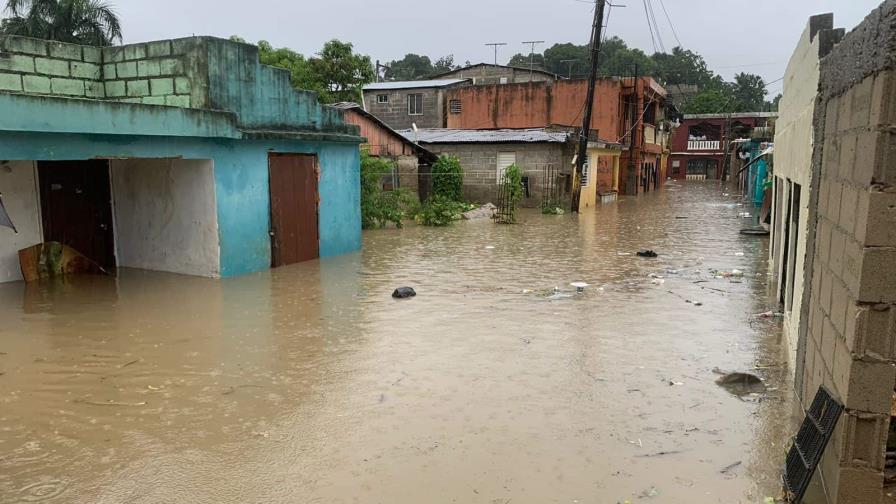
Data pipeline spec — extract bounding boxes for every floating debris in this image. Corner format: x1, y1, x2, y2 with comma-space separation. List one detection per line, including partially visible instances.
392, 287, 416, 299
570, 282, 589, 292
637, 250, 658, 258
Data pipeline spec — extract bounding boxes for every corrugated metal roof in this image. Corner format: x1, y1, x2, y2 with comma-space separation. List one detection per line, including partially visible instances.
330, 101, 361, 110
395, 128, 571, 144
363, 79, 469, 91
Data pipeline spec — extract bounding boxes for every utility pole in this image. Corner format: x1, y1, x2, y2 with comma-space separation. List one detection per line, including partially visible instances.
521, 40, 545, 81
560, 59, 579, 79
485, 42, 507, 66
571, 0, 607, 213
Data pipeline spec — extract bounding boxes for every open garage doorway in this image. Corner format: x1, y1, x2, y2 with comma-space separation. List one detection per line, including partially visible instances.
37, 160, 115, 268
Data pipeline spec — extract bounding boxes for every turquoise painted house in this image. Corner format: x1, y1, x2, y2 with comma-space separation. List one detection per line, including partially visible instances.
0, 35, 363, 282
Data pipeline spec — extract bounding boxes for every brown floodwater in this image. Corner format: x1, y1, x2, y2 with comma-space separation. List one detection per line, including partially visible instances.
0, 181, 800, 504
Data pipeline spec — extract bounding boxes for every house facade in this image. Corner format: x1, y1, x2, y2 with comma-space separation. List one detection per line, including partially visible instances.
431, 63, 560, 85
776, 2, 896, 502
0, 35, 363, 283
667, 112, 778, 181
442, 78, 670, 196
769, 14, 843, 374
361, 79, 470, 130
332, 102, 438, 200
397, 128, 622, 211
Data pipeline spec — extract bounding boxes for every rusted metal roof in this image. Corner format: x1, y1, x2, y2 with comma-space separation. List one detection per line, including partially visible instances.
396, 128, 572, 144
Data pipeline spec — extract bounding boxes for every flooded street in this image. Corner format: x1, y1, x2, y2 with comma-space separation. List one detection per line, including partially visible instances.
0, 181, 797, 503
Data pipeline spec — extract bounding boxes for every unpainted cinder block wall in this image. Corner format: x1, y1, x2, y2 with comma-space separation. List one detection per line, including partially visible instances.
800, 1, 896, 502
0, 35, 201, 107
424, 142, 573, 206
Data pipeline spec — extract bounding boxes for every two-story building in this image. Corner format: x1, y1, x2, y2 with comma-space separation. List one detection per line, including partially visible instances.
668, 112, 778, 180
442, 77, 671, 196
361, 79, 470, 130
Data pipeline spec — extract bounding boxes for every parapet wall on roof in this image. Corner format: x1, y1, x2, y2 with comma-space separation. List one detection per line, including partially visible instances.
0, 35, 356, 137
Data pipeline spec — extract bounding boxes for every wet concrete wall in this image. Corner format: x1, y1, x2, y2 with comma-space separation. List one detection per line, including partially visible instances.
772, 14, 840, 372
0, 161, 42, 282
444, 80, 622, 137
110, 159, 220, 277
799, 1, 896, 502
422, 142, 573, 207
0, 132, 361, 279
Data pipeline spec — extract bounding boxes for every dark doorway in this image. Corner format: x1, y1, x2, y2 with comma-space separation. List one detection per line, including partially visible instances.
37, 160, 115, 268
268, 153, 320, 267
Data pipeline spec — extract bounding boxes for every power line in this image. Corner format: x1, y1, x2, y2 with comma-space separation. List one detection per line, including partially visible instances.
646, 0, 666, 53
641, 0, 658, 53
655, 0, 682, 48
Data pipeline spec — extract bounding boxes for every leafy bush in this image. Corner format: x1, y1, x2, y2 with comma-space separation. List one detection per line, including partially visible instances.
496, 164, 523, 223
360, 150, 418, 229
431, 155, 464, 202
417, 195, 466, 227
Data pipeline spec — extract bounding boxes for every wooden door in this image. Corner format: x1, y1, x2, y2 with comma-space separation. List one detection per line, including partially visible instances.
268, 154, 319, 267
37, 160, 116, 268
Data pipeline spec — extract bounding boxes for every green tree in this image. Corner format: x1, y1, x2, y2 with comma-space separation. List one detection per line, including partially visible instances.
688, 88, 734, 114
432, 55, 457, 74
386, 53, 433, 80
309, 40, 375, 103
650, 47, 715, 88
543, 42, 590, 77
730, 72, 766, 112
256, 40, 324, 97
1, 0, 122, 46
508, 52, 545, 71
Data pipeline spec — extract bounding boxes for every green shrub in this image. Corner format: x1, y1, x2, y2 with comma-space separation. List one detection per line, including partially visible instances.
496, 163, 523, 223
417, 195, 466, 226
431, 155, 464, 202
360, 150, 418, 229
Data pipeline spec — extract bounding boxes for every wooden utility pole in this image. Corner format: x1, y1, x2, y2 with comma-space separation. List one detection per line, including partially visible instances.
571, 0, 607, 212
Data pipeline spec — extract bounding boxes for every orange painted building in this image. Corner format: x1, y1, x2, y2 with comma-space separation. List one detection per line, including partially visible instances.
444, 78, 670, 195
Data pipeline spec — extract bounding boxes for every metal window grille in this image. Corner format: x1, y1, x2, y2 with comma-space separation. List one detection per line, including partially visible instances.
449, 100, 462, 114
783, 386, 844, 503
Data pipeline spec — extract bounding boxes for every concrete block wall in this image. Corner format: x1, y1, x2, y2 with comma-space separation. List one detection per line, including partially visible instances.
0, 35, 196, 107
101, 39, 195, 107
799, 2, 896, 502
0, 36, 104, 98
424, 142, 573, 206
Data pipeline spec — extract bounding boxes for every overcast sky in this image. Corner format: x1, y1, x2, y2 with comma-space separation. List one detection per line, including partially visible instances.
105, 0, 883, 96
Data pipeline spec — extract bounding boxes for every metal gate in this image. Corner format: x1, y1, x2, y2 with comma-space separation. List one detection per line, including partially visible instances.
268, 154, 319, 267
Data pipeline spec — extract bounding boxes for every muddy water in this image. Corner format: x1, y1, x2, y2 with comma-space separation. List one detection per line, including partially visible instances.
0, 181, 798, 503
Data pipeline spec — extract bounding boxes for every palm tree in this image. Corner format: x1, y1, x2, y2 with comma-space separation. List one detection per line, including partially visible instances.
1, 0, 122, 46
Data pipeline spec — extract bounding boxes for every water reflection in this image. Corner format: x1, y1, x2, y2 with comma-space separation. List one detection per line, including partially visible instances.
0, 181, 797, 503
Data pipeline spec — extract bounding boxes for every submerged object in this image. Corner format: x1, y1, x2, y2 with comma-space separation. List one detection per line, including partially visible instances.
18, 242, 107, 282
392, 287, 417, 299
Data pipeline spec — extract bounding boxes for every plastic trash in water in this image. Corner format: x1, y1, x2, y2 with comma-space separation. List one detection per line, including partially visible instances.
570, 282, 589, 292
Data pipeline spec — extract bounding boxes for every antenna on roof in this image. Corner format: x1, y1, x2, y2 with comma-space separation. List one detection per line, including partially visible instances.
521, 40, 545, 81
485, 42, 507, 66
